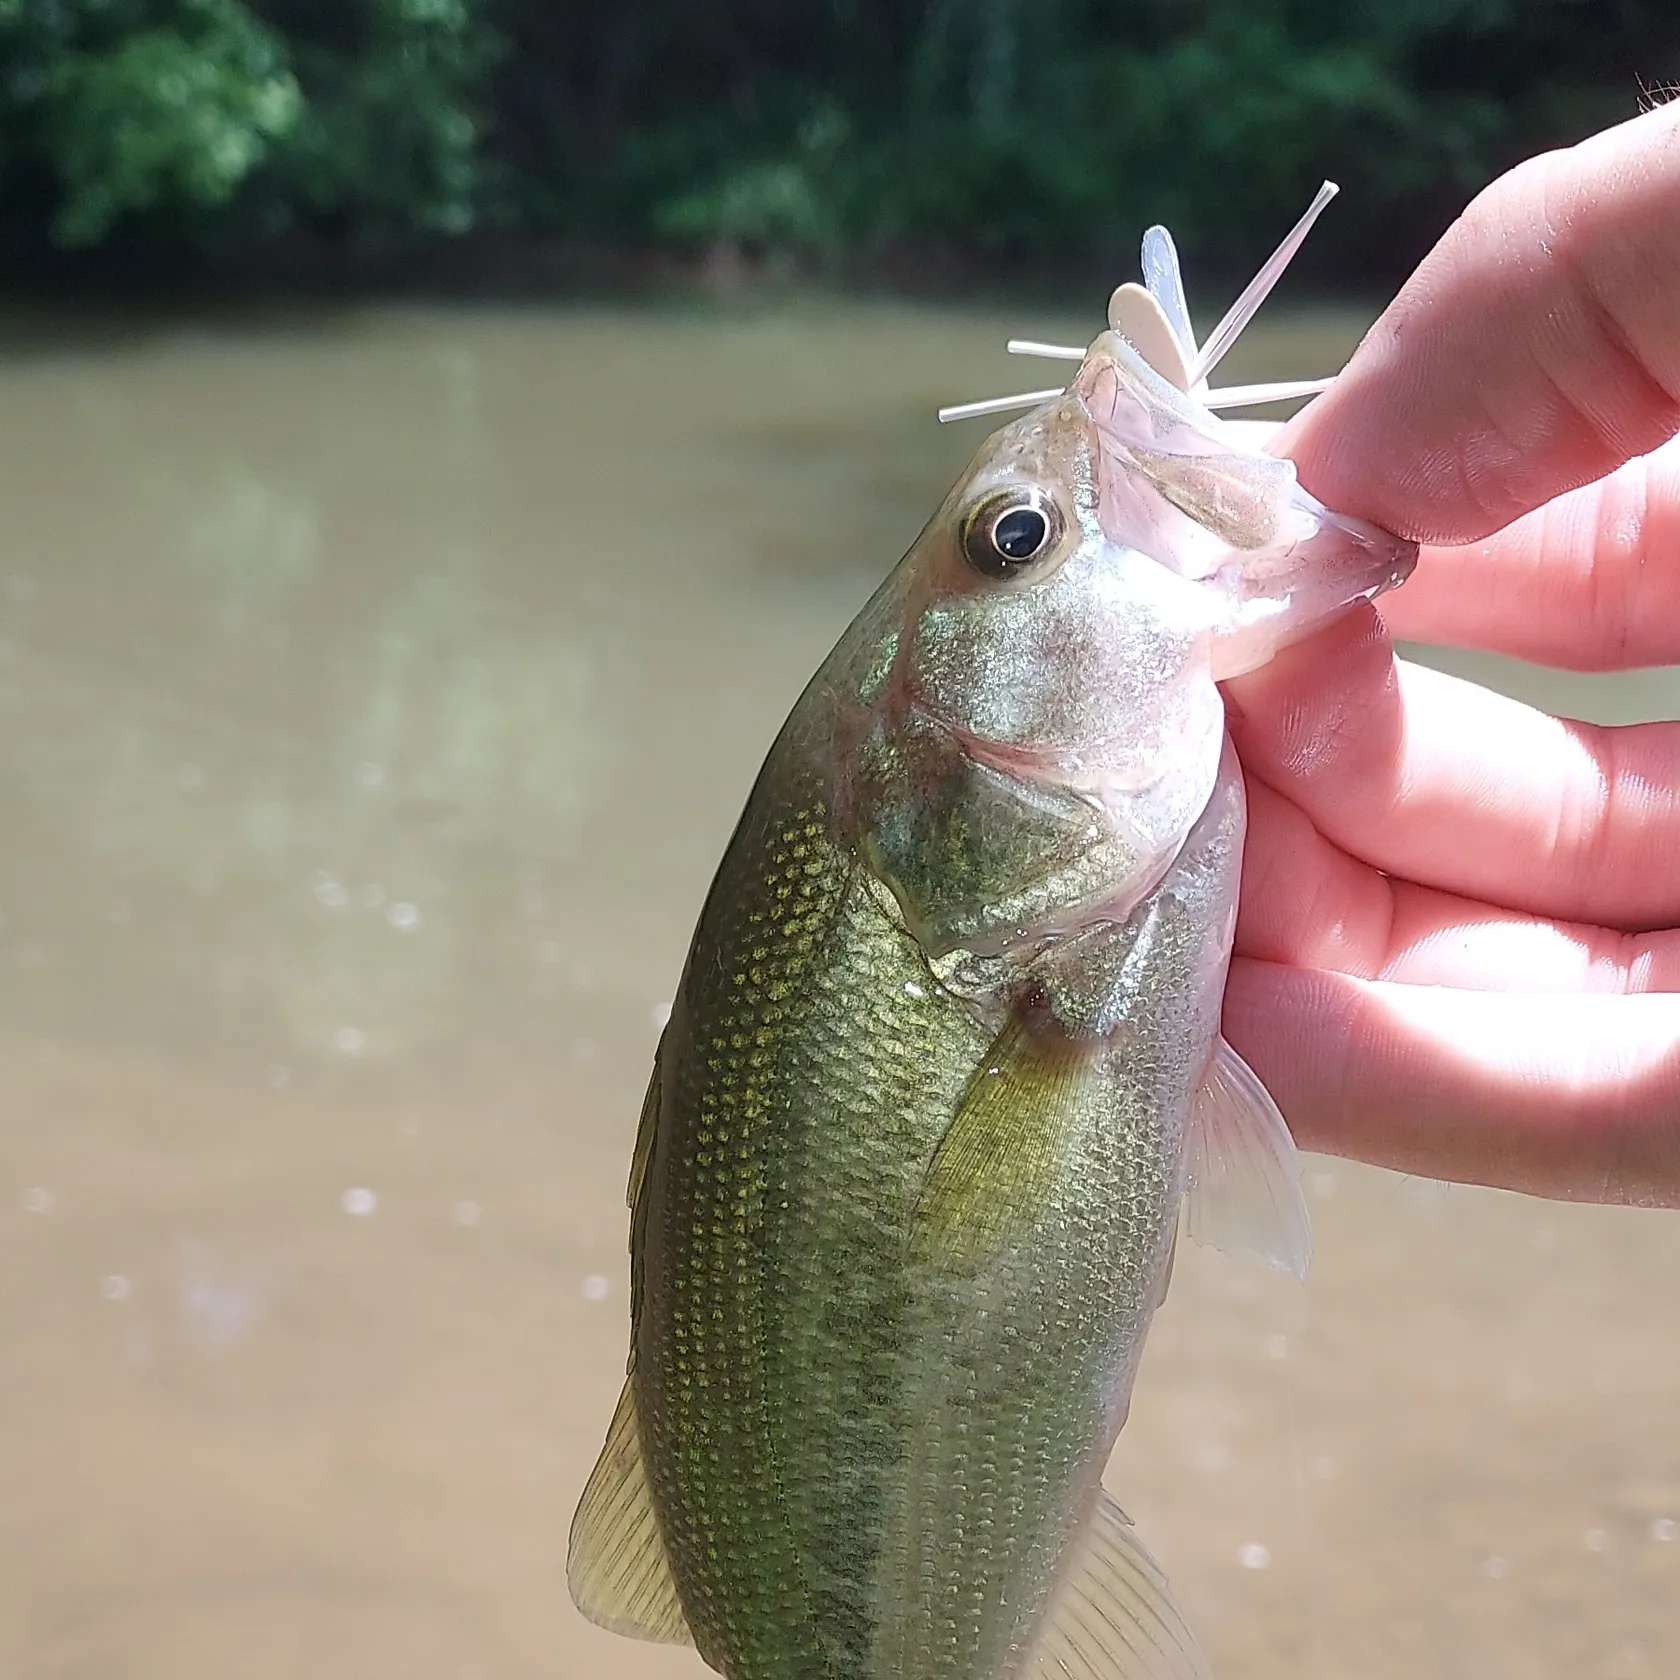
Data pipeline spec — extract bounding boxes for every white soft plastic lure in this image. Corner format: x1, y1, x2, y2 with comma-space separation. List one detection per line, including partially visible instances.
940, 183, 1406, 675
938, 181, 1341, 423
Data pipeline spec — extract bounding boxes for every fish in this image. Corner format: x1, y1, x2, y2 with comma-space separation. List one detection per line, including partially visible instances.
569, 188, 1417, 1680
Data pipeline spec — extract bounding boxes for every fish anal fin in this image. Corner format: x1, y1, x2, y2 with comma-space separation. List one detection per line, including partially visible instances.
1107, 282, 1192, 393
1184, 1035, 1312, 1280
1028, 1489, 1212, 1680
567, 1380, 695, 1647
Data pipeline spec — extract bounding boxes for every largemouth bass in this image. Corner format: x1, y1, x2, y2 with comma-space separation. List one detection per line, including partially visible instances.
571, 194, 1416, 1680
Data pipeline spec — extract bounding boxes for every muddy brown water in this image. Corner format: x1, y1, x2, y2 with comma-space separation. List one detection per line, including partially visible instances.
0, 301, 1675, 1680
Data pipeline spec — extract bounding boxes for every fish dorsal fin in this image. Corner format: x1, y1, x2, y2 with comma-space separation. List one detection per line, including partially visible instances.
626, 1056, 661, 1214
1028, 1489, 1212, 1680
628, 1022, 678, 1349
1183, 1036, 1312, 1280
1107, 282, 1192, 392
567, 1379, 695, 1646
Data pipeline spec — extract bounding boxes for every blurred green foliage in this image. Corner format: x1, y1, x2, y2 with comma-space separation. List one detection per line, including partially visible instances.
0, 0, 1674, 282
3, 0, 299, 245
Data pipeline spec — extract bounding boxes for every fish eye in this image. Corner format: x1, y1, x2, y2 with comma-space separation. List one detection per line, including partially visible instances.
959, 487, 1065, 579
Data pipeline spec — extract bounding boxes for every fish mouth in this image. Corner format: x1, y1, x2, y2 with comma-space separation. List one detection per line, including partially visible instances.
1067, 331, 1195, 437
1071, 333, 1421, 611
1330, 517, 1418, 599
1068, 347, 1122, 429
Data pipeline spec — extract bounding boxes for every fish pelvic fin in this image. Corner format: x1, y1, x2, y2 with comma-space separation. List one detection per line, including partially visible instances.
1183, 1035, 1312, 1280
1027, 1488, 1212, 1680
567, 1379, 695, 1647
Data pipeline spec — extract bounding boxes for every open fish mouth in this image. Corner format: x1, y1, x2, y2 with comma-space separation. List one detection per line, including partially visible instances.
931, 179, 1415, 648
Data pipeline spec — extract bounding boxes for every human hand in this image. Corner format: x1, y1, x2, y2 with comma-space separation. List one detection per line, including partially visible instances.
1222, 100, 1680, 1207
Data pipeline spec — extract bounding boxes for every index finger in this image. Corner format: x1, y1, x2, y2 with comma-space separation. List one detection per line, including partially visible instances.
1283, 102, 1680, 545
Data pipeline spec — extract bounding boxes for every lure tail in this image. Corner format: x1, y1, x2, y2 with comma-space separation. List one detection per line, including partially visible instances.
939, 181, 1342, 423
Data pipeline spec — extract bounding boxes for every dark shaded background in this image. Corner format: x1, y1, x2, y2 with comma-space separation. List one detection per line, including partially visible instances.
2, 0, 1677, 297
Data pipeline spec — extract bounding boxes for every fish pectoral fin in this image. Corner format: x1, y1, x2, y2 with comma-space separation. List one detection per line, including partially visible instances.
1028, 1489, 1212, 1680
567, 1379, 695, 1647
913, 1017, 1092, 1269
1183, 1035, 1312, 1280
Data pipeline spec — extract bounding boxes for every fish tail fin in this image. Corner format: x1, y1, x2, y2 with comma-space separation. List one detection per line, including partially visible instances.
1026, 1490, 1212, 1680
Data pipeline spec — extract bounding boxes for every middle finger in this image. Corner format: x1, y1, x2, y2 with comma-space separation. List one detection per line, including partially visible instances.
1380, 435, 1680, 670
1238, 774, 1680, 991
1224, 603, 1680, 930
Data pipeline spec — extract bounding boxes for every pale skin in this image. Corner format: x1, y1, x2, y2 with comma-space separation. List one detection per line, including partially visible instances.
1222, 100, 1680, 1208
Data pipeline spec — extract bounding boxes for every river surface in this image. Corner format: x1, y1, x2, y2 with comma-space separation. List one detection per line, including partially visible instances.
0, 300, 1675, 1680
